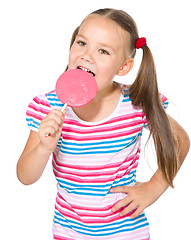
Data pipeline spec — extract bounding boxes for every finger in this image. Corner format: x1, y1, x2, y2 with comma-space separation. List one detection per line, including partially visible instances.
47, 111, 64, 126
111, 197, 132, 212
42, 112, 65, 137
110, 186, 130, 193
55, 109, 66, 120
119, 202, 137, 217
49, 119, 62, 131
130, 207, 143, 219
40, 125, 57, 137
51, 109, 65, 117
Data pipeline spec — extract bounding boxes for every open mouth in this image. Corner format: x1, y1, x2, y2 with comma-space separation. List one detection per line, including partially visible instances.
77, 66, 95, 77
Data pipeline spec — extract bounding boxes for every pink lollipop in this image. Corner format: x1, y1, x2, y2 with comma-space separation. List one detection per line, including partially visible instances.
45, 69, 97, 137
56, 69, 97, 110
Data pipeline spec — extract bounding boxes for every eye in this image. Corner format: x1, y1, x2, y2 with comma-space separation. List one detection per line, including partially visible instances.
99, 49, 109, 55
77, 41, 87, 47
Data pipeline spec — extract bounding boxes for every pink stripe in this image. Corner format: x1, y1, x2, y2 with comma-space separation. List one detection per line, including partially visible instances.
53, 225, 149, 240
65, 112, 143, 128
53, 150, 140, 170
61, 127, 142, 141
28, 102, 50, 115
57, 193, 114, 211
55, 203, 135, 224
54, 235, 74, 240
53, 154, 139, 175
53, 163, 138, 184
161, 94, 167, 103
26, 110, 43, 121
53, 161, 136, 177
33, 95, 51, 107
53, 148, 139, 184
46, 89, 55, 95
57, 193, 113, 213
104, 112, 143, 124
62, 120, 143, 135
56, 194, 136, 218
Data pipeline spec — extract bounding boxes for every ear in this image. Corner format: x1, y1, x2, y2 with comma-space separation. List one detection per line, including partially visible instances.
117, 58, 134, 76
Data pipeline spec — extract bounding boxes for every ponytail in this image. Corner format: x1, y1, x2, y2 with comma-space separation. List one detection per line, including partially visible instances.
129, 45, 178, 187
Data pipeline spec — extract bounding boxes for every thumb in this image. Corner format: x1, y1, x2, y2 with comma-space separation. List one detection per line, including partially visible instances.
110, 185, 131, 193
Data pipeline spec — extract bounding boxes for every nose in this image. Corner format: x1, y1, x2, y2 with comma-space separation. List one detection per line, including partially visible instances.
81, 49, 94, 64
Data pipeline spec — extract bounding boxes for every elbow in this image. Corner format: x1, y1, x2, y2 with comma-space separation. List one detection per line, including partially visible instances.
16, 167, 29, 185
17, 174, 36, 186
17, 177, 31, 186
16, 163, 36, 186
17, 173, 31, 186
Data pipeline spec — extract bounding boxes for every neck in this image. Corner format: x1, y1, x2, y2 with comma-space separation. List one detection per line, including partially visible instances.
72, 82, 122, 122
91, 82, 121, 104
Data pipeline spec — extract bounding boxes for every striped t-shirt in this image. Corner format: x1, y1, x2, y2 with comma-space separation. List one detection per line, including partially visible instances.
26, 88, 168, 240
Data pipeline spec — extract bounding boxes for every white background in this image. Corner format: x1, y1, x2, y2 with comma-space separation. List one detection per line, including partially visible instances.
1, 0, 191, 239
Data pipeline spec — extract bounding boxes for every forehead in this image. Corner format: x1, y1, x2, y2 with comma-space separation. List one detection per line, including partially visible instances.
78, 15, 129, 51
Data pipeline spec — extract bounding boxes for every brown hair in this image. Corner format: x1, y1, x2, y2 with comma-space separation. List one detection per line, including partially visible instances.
68, 8, 179, 187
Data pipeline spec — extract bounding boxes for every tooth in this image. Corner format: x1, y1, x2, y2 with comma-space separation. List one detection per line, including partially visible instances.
78, 66, 94, 76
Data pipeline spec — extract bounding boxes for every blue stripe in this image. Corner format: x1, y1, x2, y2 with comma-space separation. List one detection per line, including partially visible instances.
27, 123, 39, 130
57, 170, 136, 189
48, 102, 63, 107
46, 98, 62, 104
60, 148, 130, 155
54, 220, 72, 230
46, 97, 61, 102
46, 93, 64, 108
46, 93, 57, 97
60, 135, 139, 155
61, 142, 131, 152
75, 223, 149, 236
122, 98, 131, 103
57, 181, 136, 196
54, 211, 147, 229
112, 175, 136, 188
62, 136, 134, 147
26, 118, 40, 127
56, 171, 136, 196
54, 212, 149, 236
163, 101, 169, 109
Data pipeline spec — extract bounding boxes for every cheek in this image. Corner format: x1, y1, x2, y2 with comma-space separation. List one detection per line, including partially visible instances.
98, 62, 120, 78
99, 56, 122, 74
68, 45, 79, 64
68, 52, 76, 68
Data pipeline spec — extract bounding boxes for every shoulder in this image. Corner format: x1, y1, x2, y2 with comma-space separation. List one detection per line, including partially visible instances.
27, 93, 52, 115
28, 90, 64, 111
45, 90, 64, 110
121, 86, 144, 114
120, 86, 149, 129
26, 90, 63, 131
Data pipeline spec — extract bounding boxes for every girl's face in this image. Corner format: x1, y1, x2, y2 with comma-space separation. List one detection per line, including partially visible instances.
68, 15, 131, 93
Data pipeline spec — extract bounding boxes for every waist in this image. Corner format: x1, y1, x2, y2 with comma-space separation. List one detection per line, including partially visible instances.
54, 188, 149, 238
56, 183, 134, 219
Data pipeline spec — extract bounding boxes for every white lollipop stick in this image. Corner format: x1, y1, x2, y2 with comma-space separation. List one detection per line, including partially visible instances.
61, 103, 67, 112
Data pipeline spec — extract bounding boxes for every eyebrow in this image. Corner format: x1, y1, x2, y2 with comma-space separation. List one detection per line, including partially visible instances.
76, 33, 116, 53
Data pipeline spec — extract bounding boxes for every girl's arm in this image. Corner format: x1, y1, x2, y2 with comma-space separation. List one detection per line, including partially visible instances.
110, 115, 190, 218
17, 109, 65, 185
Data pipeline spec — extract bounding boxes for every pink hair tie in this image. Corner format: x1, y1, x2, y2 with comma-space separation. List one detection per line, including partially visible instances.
135, 37, 147, 49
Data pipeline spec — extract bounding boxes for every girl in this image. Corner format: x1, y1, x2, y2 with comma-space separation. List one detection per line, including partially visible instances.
17, 8, 189, 240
